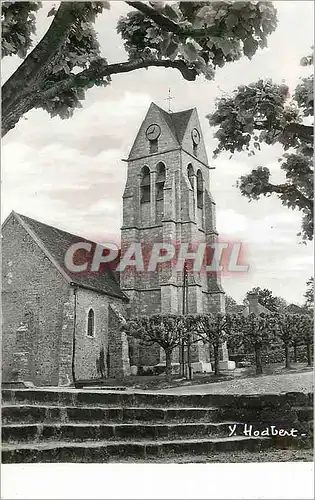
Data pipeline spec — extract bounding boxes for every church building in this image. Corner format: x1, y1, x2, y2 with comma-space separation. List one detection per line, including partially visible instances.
2, 103, 227, 386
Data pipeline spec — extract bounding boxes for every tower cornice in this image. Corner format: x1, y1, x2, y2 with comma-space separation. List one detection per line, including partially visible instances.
123, 147, 215, 170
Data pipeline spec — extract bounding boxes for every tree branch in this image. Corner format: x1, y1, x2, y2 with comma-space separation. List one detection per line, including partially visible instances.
2, 2, 88, 113
252, 120, 313, 142
126, 0, 220, 39
262, 182, 313, 212
38, 57, 197, 101
126, 1, 182, 35
285, 123, 314, 141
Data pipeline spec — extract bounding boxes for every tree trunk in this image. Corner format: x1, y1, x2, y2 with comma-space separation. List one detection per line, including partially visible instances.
284, 344, 291, 369
293, 341, 297, 364
187, 334, 192, 380
1, 95, 36, 138
208, 344, 212, 364
165, 349, 172, 382
213, 343, 220, 376
306, 343, 312, 366
255, 344, 263, 375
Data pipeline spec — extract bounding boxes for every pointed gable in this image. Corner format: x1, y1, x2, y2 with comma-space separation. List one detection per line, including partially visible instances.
180, 108, 209, 165
128, 103, 209, 164
128, 102, 180, 160
11, 212, 128, 301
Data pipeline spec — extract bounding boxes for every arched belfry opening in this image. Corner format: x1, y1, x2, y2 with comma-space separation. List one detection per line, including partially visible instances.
187, 163, 195, 219
140, 166, 150, 204
187, 164, 194, 189
156, 162, 166, 222
196, 169, 204, 227
196, 170, 204, 209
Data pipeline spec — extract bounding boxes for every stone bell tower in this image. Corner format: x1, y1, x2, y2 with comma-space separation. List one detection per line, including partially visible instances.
120, 103, 226, 368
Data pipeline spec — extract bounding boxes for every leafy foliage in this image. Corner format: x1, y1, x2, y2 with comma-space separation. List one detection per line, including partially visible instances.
194, 312, 235, 374
285, 302, 308, 315
238, 312, 274, 348
2, 1, 278, 136
118, 1, 277, 81
295, 313, 314, 366
270, 313, 301, 368
225, 294, 243, 314
1, 1, 42, 58
234, 312, 276, 373
121, 313, 185, 379
194, 312, 233, 343
38, 2, 111, 119
207, 53, 314, 241
122, 313, 184, 350
303, 276, 314, 310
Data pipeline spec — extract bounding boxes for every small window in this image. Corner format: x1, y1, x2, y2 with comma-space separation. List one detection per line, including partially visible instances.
149, 138, 158, 154
193, 143, 198, 157
87, 309, 95, 337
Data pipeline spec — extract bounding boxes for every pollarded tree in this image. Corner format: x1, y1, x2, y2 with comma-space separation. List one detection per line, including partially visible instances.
121, 313, 184, 381
194, 312, 234, 375
238, 312, 275, 374
207, 52, 313, 241
298, 314, 314, 367
271, 313, 300, 369
1, 1, 278, 137
178, 313, 201, 378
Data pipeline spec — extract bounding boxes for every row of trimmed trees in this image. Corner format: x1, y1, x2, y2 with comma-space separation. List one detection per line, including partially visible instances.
121, 312, 313, 381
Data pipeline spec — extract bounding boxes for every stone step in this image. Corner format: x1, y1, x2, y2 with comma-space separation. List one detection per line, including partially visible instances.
2, 405, 223, 424
3, 403, 312, 427
2, 389, 313, 409
2, 435, 304, 463
2, 421, 243, 443
217, 406, 314, 424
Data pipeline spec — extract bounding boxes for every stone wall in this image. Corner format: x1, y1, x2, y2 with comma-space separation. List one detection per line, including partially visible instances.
2, 215, 70, 385
73, 287, 129, 381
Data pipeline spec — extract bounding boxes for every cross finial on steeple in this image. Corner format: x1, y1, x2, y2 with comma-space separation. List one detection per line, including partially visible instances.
165, 88, 174, 113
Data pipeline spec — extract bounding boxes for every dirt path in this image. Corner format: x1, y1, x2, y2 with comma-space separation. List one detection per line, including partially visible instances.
155, 371, 314, 395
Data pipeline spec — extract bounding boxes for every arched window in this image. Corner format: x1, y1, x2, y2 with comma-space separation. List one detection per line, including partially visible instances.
196, 170, 204, 209
187, 164, 194, 189
87, 308, 95, 337
140, 166, 150, 204
156, 162, 166, 201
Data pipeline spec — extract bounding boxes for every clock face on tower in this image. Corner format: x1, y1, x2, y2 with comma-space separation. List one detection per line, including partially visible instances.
146, 124, 161, 141
191, 128, 200, 145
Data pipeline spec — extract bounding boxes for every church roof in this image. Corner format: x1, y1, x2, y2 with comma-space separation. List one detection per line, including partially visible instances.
155, 104, 195, 144
10, 212, 128, 301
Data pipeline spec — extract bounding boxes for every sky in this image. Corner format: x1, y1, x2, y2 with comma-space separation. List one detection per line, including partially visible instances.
1, 0, 314, 305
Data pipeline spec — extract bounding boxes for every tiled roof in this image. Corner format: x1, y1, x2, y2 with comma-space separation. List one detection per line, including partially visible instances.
170, 108, 195, 143
157, 104, 194, 144
14, 213, 128, 301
